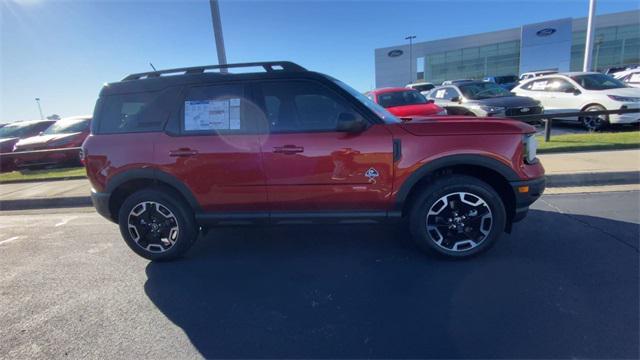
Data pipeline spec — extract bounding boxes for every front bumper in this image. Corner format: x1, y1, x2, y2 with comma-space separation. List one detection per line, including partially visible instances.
510, 176, 546, 222
91, 189, 115, 223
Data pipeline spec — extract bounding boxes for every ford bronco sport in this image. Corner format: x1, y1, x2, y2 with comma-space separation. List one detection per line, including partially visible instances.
84, 61, 545, 261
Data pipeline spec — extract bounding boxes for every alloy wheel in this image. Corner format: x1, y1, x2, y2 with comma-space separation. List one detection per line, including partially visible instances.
426, 192, 492, 252
127, 201, 179, 253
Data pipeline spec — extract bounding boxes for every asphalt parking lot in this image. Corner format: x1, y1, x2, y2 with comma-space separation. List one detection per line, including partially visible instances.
1, 191, 638, 359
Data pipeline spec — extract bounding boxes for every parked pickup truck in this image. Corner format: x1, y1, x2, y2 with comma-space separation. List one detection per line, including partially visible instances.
83, 61, 545, 261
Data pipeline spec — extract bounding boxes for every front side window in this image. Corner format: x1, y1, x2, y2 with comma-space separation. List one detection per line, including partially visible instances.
258, 80, 363, 132
458, 82, 511, 99
570, 73, 626, 90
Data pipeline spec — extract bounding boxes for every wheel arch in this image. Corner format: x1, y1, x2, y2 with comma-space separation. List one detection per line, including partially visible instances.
580, 102, 606, 112
397, 155, 518, 229
106, 169, 201, 222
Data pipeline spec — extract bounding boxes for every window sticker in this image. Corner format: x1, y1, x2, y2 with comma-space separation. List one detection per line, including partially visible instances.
435, 89, 446, 98
184, 98, 241, 131
531, 81, 547, 91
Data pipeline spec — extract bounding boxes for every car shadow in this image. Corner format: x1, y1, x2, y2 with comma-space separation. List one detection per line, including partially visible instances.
144, 209, 639, 358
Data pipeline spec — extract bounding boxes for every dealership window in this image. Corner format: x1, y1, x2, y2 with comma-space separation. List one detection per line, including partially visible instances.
570, 24, 640, 71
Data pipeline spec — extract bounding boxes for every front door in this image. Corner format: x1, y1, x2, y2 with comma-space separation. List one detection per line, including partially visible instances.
253, 79, 394, 212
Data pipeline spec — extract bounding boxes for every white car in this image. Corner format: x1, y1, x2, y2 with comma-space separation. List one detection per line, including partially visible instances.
613, 69, 640, 88
406, 82, 435, 96
512, 72, 640, 131
518, 70, 558, 82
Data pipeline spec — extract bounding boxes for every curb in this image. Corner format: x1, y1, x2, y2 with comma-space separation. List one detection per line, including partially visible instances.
1, 171, 638, 212
0, 196, 92, 211
546, 171, 640, 187
0, 176, 86, 185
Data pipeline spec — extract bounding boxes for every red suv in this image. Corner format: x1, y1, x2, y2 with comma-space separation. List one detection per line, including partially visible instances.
84, 62, 545, 261
365, 87, 446, 118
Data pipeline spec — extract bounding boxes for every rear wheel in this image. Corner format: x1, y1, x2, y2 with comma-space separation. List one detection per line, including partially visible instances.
409, 175, 506, 258
118, 188, 197, 261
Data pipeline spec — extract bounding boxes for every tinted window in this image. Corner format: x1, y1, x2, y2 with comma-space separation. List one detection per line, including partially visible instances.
570, 73, 626, 90
523, 79, 549, 91
544, 78, 575, 92
182, 84, 254, 134
43, 118, 90, 135
459, 82, 511, 99
258, 80, 361, 132
377, 90, 428, 108
97, 87, 180, 134
0, 121, 54, 139
494, 75, 518, 84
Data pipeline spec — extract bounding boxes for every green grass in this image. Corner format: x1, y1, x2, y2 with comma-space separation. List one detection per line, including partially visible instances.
537, 131, 640, 154
0, 167, 86, 183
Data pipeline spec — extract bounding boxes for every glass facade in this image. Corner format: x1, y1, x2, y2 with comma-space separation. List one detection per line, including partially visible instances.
570, 24, 640, 71
418, 24, 639, 84
423, 40, 520, 84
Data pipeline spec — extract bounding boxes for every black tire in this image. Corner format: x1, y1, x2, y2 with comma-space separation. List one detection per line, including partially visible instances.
409, 175, 506, 258
580, 104, 609, 132
118, 188, 197, 261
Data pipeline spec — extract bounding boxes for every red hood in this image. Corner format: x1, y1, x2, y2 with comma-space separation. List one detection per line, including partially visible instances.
398, 116, 536, 136
386, 103, 444, 117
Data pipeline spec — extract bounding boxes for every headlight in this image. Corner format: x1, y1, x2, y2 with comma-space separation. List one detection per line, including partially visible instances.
523, 134, 538, 164
607, 95, 640, 102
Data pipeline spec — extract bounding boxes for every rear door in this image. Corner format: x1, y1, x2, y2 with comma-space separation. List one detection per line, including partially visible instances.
252, 79, 394, 212
156, 82, 268, 212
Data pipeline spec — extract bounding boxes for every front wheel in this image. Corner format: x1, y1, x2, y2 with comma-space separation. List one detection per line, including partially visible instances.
580, 105, 609, 132
410, 175, 506, 258
118, 188, 198, 261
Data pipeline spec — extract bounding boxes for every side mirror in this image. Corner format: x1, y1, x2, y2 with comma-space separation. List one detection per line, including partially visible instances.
450, 96, 461, 103
426, 99, 435, 104
336, 112, 366, 133
573, 89, 582, 95
38, 131, 44, 136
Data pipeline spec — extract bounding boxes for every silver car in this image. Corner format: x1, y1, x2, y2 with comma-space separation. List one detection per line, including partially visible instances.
426, 81, 543, 121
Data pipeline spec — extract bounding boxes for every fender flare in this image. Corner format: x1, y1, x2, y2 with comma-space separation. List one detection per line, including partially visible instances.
394, 154, 520, 210
106, 168, 202, 212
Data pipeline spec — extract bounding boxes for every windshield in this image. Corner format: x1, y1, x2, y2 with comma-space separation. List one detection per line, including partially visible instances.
43, 118, 90, 135
570, 73, 627, 90
459, 82, 512, 99
377, 90, 428, 108
0, 122, 44, 138
331, 79, 401, 124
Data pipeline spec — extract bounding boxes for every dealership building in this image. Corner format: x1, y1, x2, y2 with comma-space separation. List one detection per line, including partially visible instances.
374, 10, 639, 88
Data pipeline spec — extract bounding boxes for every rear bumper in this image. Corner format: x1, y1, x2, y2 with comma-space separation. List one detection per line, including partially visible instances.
510, 176, 546, 222
91, 189, 115, 223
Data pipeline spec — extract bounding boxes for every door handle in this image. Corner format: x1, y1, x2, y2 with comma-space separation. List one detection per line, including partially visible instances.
169, 148, 198, 157
273, 145, 304, 154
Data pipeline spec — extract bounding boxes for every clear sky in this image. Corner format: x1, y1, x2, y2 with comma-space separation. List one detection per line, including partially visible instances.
1, 0, 638, 122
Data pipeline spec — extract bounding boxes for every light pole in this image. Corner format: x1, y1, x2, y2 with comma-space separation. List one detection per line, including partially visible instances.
405, 35, 416, 84
209, 0, 228, 73
35, 98, 44, 120
583, 0, 597, 71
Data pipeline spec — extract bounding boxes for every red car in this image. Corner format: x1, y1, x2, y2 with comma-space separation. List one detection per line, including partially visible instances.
0, 119, 56, 173
365, 87, 446, 118
84, 61, 544, 261
13, 116, 91, 170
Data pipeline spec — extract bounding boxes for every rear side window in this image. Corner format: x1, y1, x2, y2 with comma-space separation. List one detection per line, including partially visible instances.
181, 84, 255, 134
95, 87, 180, 134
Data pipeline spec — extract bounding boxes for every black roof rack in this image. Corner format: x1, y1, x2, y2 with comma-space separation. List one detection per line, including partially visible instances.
122, 61, 307, 81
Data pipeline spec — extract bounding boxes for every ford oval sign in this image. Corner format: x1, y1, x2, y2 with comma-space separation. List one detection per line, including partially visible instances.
536, 28, 556, 37
388, 49, 403, 57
